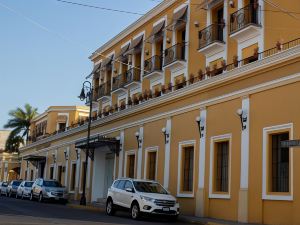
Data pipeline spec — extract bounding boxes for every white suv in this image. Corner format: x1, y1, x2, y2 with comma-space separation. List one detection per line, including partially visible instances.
106, 179, 179, 220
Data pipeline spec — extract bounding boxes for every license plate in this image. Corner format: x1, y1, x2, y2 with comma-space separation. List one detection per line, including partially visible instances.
162, 207, 170, 212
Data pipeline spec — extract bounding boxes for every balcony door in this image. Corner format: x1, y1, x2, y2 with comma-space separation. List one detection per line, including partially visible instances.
217, 7, 224, 42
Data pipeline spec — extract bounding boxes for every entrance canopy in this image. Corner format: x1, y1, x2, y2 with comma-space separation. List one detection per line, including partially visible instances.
75, 135, 120, 155
23, 155, 46, 167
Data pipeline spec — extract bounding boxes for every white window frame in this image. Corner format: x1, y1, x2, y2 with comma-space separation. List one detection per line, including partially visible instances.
177, 140, 196, 198
124, 150, 137, 178
143, 146, 159, 180
262, 123, 293, 201
209, 134, 232, 199
69, 160, 77, 193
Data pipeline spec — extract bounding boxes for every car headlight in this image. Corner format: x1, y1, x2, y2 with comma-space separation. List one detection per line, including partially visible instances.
140, 195, 155, 203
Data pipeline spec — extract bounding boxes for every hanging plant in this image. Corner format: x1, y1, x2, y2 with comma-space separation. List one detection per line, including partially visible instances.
161, 85, 166, 94
198, 69, 204, 80
233, 55, 239, 67
206, 66, 211, 77
127, 97, 132, 106
189, 73, 195, 84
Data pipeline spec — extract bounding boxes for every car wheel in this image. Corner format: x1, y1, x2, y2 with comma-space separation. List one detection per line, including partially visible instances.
106, 199, 115, 216
8, 191, 12, 198
29, 193, 33, 201
15, 193, 18, 199
38, 193, 43, 203
131, 202, 140, 220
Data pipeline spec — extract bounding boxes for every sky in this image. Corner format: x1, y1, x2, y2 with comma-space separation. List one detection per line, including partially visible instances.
0, 0, 159, 129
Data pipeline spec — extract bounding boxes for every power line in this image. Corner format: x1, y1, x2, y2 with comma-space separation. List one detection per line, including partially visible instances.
54, 0, 145, 16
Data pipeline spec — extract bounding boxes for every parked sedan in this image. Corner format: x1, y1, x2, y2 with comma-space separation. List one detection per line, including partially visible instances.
0, 182, 8, 196
16, 181, 34, 199
7, 180, 22, 197
30, 178, 68, 203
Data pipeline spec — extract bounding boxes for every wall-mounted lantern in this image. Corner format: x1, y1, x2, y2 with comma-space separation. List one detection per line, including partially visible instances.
229, 0, 235, 8
135, 131, 142, 148
161, 127, 170, 144
52, 153, 56, 164
236, 108, 247, 130
64, 150, 69, 161
196, 116, 205, 138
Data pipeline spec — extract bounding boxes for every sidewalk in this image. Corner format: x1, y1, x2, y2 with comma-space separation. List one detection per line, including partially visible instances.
67, 201, 261, 225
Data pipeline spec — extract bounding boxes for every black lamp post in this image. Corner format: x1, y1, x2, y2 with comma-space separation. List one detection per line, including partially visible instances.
78, 80, 93, 206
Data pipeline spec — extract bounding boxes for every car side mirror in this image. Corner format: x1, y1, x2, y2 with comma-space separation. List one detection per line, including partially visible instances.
125, 187, 133, 193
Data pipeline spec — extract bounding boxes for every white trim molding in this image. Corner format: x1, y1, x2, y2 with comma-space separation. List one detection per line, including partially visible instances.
177, 140, 196, 198
262, 123, 294, 201
209, 134, 232, 199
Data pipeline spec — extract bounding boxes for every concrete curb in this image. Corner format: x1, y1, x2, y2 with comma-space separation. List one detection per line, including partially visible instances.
67, 203, 105, 212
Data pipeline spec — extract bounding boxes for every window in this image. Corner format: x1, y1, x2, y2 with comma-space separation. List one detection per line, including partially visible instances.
57, 166, 63, 183
49, 167, 54, 180
30, 170, 34, 181
182, 146, 194, 192
124, 181, 133, 190
112, 180, 119, 188
270, 132, 289, 192
127, 154, 135, 178
117, 180, 126, 190
70, 163, 77, 191
24, 170, 27, 180
215, 141, 229, 192
58, 123, 66, 131
147, 151, 157, 181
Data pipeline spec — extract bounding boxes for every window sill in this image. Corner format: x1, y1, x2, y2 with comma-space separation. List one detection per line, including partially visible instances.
176, 192, 194, 198
209, 193, 230, 199
262, 194, 293, 201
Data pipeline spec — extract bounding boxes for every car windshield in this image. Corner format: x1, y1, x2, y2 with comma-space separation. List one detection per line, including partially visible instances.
43, 181, 62, 187
2, 183, 7, 187
24, 182, 33, 187
133, 181, 168, 194
12, 181, 22, 186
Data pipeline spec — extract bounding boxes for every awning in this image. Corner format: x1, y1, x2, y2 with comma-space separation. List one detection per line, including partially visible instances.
23, 155, 46, 167
125, 35, 144, 55
75, 135, 120, 155
166, 5, 188, 31
115, 43, 130, 59
101, 55, 113, 69
146, 20, 165, 43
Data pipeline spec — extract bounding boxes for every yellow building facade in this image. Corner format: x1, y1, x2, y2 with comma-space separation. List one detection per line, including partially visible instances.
20, 0, 300, 224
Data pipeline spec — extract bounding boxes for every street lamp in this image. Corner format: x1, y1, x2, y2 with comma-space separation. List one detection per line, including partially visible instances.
78, 80, 93, 206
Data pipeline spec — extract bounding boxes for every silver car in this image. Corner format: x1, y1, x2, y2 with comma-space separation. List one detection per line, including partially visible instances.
0, 182, 8, 196
7, 180, 22, 197
16, 181, 34, 199
30, 178, 68, 203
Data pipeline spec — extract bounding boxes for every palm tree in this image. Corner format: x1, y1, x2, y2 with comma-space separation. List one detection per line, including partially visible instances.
4, 104, 38, 151
5, 135, 24, 153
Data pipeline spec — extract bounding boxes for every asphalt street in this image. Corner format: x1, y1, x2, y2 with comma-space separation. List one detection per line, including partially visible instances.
0, 196, 190, 225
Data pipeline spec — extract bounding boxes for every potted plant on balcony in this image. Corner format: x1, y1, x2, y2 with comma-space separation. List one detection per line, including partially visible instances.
138, 93, 144, 103
221, 60, 227, 71
206, 66, 211, 78
120, 102, 126, 110
97, 110, 102, 118
154, 88, 161, 97
143, 90, 148, 101
233, 55, 239, 67
276, 40, 283, 51
148, 89, 153, 99
189, 73, 195, 84
253, 47, 259, 58
168, 82, 173, 92
198, 69, 204, 81
161, 84, 166, 94
128, 97, 132, 106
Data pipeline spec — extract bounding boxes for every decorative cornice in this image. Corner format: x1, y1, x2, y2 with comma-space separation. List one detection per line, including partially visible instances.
20, 46, 300, 151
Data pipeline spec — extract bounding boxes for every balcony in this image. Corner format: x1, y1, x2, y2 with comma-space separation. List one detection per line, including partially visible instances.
124, 67, 141, 89
230, 4, 262, 42
198, 23, 225, 57
112, 73, 127, 94
143, 55, 163, 81
163, 43, 186, 71
98, 81, 111, 101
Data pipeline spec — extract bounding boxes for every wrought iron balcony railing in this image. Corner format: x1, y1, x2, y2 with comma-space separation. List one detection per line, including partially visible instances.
163, 43, 186, 66
230, 4, 261, 34
198, 23, 225, 49
112, 73, 126, 91
98, 81, 111, 98
144, 55, 163, 76
125, 68, 141, 85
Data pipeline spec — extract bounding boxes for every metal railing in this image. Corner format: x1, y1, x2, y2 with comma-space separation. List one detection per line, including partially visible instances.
125, 68, 141, 85
144, 55, 163, 76
163, 43, 186, 66
112, 73, 126, 91
198, 23, 224, 49
98, 81, 111, 98
230, 4, 261, 34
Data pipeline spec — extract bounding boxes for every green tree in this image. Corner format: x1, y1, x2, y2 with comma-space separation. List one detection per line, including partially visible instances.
4, 104, 38, 152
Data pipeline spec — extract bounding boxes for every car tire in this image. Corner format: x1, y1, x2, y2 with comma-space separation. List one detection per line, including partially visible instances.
29, 193, 33, 201
130, 202, 140, 220
170, 215, 178, 222
38, 193, 43, 203
8, 191, 12, 198
15, 193, 18, 199
106, 199, 115, 216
